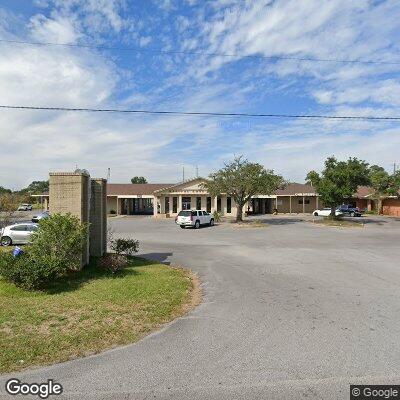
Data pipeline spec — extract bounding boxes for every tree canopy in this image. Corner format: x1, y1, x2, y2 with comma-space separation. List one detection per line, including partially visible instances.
19, 180, 49, 194
306, 156, 370, 217
131, 176, 147, 184
202, 156, 284, 222
368, 165, 400, 212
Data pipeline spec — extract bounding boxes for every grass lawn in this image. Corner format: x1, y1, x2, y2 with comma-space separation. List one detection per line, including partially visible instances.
311, 218, 364, 228
0, 256, 200, 373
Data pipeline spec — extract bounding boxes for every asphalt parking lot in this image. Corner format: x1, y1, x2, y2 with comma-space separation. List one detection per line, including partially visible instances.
2, 214, 400, 399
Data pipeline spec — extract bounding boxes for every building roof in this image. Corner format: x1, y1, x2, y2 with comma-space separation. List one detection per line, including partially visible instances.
353, 185, 374, 198
275, 183, 317, 196
107, 183, 174, 196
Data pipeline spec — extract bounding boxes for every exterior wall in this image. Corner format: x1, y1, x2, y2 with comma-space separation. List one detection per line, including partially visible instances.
90, 179, 107, 257
49, 172, 91, 266
107, 196, 118, 214
276, 196, 318, 213
382, 198, 400, 216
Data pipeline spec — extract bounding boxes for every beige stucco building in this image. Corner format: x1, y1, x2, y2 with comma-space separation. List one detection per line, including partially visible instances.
105, 178, 321, 217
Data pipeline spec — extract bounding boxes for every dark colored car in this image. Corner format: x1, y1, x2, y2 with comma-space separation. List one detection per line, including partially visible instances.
337, 205, 362, 217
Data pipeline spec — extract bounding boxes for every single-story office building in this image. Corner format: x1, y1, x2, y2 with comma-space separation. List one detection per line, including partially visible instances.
107, 179, 321, 217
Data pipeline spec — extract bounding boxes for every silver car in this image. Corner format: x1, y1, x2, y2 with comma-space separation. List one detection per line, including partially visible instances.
31, 211, 50, 223
17, 203, 33, 211
0, 223, 38, 246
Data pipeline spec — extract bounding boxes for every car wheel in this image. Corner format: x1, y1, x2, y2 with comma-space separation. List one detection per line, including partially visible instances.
1, 236, 12, 246
313, 212, 318, 216
209, 218, 215, 226
180, 225, 185, 229
194, 220, 200, 229
350, 212, 355, 217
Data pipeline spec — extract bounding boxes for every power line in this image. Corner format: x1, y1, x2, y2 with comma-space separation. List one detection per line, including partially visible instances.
0, 104, 399, 121
1, 38, 400, 66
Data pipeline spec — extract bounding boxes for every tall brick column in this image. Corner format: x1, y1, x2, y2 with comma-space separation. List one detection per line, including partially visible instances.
90, 178, 107, 257
49, 171, 91, 266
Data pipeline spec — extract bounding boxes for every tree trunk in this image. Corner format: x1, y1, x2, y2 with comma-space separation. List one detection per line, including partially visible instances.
330, 206, 336, 219
236, 203, 243, 222
377, 198, 383, 215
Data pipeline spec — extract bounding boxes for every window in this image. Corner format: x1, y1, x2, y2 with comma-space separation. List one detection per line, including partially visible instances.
165, 197, 170, 213
207, 197, 211, 212
298, 199, 310, 205
11, 225, 27, 231
196, 196, 201, 210
173, 197, 177, 213
182, 197, 191, 210
178, 211, 191, 216
217, 197, 221, 212
227, 197, 232, 213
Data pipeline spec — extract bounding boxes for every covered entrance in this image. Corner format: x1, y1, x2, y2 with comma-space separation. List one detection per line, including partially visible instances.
120, 197, 154, 215
249, 198, 273, 214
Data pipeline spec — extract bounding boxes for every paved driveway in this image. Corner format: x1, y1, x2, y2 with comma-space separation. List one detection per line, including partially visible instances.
2, 215, 400, 399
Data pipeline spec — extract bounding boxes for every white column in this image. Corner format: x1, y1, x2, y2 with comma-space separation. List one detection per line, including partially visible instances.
169, 196, 173, 214
316, 196, 319, 209
178, 195, 182, 212
153, 196, 158, 217
302, 196, 305, 213
289, 195, 292, 213
117, 197, 120, 215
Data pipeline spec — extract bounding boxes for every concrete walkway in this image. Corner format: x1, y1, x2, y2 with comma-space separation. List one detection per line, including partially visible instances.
1, 215, 400, 399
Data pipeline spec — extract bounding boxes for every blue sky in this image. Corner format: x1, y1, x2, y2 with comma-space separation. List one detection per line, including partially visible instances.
0, 0, 400, 189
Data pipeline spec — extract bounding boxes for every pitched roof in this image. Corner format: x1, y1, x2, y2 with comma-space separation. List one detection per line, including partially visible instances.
275, 183, 316, 196
353, 185, 374, 198
107, 183, 174, 196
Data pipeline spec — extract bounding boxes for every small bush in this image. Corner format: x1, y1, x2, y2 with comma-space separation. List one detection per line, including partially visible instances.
97, 253, 127, 274
212, 211, 221, 222
0, 252, 55, 290
0, 214, 88, 290
109, 210, 116, 215
110, 238, 139, 256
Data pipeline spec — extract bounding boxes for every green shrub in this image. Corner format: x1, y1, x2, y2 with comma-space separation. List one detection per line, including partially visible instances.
110, 238, 139, 256
109, 210, 116, 215
212, 211, 222, 222
97, 253, 127, 274
0, 214, 88, 290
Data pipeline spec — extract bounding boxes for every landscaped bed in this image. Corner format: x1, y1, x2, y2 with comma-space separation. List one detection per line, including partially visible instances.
0, 256, 200, 373
311, 218, 364, 228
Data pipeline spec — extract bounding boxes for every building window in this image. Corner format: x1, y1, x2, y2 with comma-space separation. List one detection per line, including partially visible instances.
227, 197, 232, 213
298, 199, 310, 205
207, 197, 211, 212
182, 196, 191, 210
165, 197, 170, 213
217, 196, 221, 212
173, 197, 177, 213
196, 196, 201, 210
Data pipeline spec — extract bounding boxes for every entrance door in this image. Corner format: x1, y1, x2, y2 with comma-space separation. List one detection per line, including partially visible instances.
182, 196, 191, 210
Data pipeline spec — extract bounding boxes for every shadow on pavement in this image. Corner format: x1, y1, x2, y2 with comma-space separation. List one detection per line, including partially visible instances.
139, 252, 173, 264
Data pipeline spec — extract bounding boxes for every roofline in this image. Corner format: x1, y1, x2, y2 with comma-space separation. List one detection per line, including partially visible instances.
153, 177, 206, 193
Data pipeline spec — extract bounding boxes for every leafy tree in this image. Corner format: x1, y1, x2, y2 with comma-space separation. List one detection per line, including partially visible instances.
306, 156, 370, 218
202, 156, 284, 222
369, 165, 400, 213
18, 180, 49, 195
0, 186, 11, 195
131, 176, 147, 184
0, 193, 21, 229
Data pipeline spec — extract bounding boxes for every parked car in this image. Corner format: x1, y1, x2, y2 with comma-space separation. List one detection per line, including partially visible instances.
17, 203, 33, 211
337, 204, 362, 217
175, 210, 214, 229
0, 223, 38, 246
31, 211, 50, 223
312, 208, 343, 217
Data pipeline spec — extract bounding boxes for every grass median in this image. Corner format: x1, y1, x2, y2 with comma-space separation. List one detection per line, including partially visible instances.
0, 256, 200, 373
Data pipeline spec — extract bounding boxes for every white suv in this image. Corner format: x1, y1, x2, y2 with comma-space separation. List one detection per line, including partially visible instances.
175, 210, 214, 229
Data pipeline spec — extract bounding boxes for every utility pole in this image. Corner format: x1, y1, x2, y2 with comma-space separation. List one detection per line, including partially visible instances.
196, 165, 199, 178
107, 168, 111, 182
182, 166, 185, 182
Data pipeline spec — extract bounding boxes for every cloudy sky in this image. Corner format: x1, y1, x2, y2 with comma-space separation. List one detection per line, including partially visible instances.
0, 0, 400, 189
